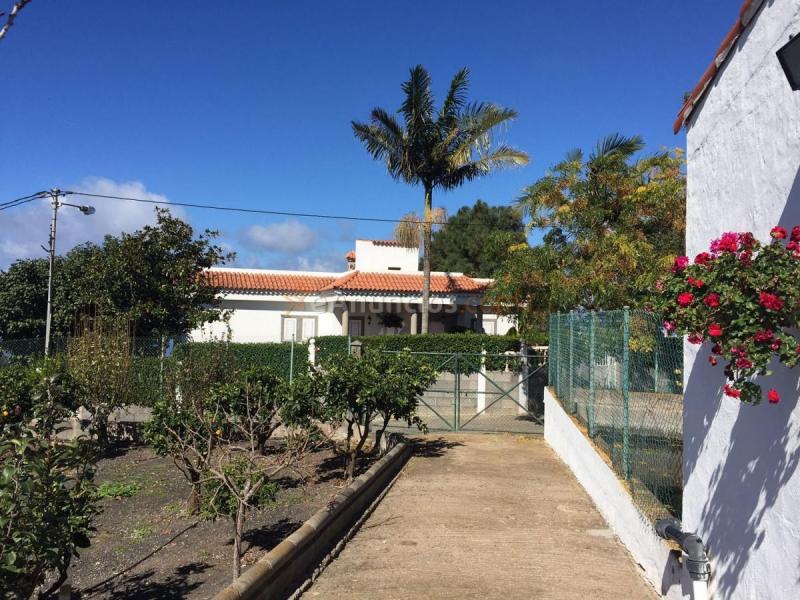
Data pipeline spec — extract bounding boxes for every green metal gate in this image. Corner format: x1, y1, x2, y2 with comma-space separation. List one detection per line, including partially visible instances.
382, 348, 547, 435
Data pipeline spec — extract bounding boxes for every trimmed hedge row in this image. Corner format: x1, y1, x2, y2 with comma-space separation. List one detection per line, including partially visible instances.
314, 333, 527, 375
174, 341, 309, 380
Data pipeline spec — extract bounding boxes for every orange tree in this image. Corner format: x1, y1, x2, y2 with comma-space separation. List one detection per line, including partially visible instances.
487, 135, 685, 335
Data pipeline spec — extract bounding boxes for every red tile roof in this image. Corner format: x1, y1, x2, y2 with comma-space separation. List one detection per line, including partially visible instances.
205, 269, 490, 295
319, 271, 490, 294
204, 270, 337, 294
673, 0, 763, 134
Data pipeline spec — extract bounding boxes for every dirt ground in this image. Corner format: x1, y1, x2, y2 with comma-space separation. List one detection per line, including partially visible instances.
71, 444, 353, 600
305, 434, 658, 600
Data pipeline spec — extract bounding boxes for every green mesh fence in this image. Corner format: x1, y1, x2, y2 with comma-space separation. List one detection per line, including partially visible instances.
548, 309, 683, 523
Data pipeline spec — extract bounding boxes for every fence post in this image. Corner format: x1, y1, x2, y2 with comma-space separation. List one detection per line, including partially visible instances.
622, 306, 631, 480
569, 310, 575, 414
477, 349, 486, 414
589, 311, 596, 438
454, 353, 460, 432
555, 313, 561, 398
289, 334, 295, 384
654, 345, 659, 393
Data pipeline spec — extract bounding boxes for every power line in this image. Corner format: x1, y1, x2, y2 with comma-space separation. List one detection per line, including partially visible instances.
61, 190, 450, 226
0, 190, 47, 209
0, 196, 43, 211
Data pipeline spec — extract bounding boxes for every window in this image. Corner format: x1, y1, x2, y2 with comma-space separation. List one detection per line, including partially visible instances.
301, 317, 316, 341
282, 316, 317, 342
282, 317, 297, 341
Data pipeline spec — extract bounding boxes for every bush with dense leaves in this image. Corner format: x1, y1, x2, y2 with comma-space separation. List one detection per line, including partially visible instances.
0, 362, 96, 600
655, 226, 800, 404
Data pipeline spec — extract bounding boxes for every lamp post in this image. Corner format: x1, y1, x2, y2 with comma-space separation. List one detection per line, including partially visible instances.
777, 33, 800, 90
44, 189, 95, 356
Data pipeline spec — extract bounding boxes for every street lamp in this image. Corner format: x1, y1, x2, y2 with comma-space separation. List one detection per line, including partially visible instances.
44, 189, 95, 356
777, 34, 800, 90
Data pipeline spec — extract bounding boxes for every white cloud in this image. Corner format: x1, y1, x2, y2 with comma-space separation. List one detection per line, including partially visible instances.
0, 177, 186, 268
243, 220, 316, 253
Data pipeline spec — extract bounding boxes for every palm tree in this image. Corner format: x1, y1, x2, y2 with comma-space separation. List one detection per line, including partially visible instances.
352, 65, 528, 333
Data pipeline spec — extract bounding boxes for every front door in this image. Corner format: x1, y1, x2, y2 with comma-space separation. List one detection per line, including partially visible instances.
348, 317, 364, 337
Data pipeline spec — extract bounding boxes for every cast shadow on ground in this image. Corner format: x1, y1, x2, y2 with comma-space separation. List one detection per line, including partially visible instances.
77, 522, 199, 599
242, 518, 304, 553
77, 562, 211, 600
411, 437, 464, 458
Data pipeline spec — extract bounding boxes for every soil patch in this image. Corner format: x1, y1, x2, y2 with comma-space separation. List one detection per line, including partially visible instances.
71, 444, 357, 599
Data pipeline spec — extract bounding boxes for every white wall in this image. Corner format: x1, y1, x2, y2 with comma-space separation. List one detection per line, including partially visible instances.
354, 239, 419, 272
544, 388, 686, 599
684, 3, 800, 598
191, 298, 340, 343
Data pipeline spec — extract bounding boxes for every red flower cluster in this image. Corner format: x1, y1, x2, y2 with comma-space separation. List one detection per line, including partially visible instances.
710, 232, 739, 254
723, 384, 741, 399
703, 293, 720, 308
672, 255, 689, 272
659, 224, 800, 405
758, 291, 784, 311
677, 292, 694, 307
771, 226, 787, 240
694, 252, 712, 266
754, 329, 773, 343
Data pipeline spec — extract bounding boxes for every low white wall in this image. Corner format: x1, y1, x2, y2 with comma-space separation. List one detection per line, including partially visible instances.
544, 388, 689, 599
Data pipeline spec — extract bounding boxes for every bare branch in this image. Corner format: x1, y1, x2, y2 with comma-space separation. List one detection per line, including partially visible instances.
0, 1, 33, 41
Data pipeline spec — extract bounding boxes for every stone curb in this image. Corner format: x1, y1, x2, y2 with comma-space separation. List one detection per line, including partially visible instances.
213, 442, 412, 600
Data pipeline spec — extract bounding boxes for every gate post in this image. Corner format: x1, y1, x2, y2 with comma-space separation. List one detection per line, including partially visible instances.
555, 313, 561, 398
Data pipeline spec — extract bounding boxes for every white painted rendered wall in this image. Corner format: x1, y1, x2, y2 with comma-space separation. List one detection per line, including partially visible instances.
543, 388, 687, 599
683, 2, 800, 599
354, 239, 418, 271
191, 297, 340, 343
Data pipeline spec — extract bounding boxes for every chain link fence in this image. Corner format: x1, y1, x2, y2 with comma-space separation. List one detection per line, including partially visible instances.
548, 308, 683, 523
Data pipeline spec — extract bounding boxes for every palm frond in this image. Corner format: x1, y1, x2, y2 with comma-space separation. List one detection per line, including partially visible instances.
400, 65, 434, 133
444, 145, 528, 189
590, 133, 644, 162
449, 103, 519, 165
438, 67, 470, 123
394, 212, 422, 248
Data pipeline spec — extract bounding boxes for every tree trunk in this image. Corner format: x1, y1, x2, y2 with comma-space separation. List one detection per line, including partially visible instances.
187, 469, 201, 515
421, 186, 433, 334
232, 503, 246, 581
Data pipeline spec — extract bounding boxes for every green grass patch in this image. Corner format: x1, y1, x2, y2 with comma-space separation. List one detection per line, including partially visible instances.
96, 480, 142, 499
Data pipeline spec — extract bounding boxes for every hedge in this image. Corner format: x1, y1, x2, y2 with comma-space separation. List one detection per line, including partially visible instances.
174, 341, 309, 380
312, 333, 528, 375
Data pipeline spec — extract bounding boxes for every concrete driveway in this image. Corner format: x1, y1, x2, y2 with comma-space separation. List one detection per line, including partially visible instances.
303, 434, 657, 600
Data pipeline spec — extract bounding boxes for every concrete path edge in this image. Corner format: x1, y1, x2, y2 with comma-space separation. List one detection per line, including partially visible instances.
214, 442, 412, 600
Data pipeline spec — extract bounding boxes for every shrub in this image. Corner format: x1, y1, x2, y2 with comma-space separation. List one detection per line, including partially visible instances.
316, 349, 437, 480
175, 341, 309, 380
0, 362, 96, 600
314, 333, 522, 374
655, 227, 800, 404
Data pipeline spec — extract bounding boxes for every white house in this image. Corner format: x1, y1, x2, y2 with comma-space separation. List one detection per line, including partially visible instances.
192, 239, 514, 343
675, 1, 800, 598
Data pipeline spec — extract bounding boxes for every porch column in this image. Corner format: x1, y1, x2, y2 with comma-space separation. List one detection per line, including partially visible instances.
341, 303, 349, 335
410, 311, 418, 335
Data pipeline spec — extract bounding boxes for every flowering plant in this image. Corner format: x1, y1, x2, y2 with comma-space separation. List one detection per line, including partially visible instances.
655, 226, 800, 404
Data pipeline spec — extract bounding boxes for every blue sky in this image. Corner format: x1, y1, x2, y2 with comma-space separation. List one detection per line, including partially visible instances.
1, 0, 734, 270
